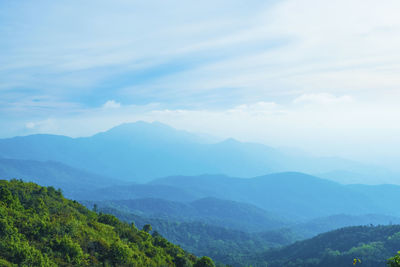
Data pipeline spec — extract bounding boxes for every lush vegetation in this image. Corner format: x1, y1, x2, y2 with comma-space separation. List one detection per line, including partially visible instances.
90, 200, 400, 266
388, 251, 400, 267
248, 225, 400, 266
91, 205, 296, 266
0, 179, 216, 266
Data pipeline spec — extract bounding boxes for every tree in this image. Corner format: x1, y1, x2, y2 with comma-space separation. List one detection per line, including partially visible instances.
388, 251, 400, 267
143, 224, 152, 233
194, 256, 215, 267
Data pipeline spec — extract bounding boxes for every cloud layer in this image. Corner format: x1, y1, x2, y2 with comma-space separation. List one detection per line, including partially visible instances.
1, 0, 400, 168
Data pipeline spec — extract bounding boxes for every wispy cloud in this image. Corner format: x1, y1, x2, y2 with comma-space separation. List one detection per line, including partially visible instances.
293, 93, 353, 105
1, 0, 400, 167
102, 100, 121, 109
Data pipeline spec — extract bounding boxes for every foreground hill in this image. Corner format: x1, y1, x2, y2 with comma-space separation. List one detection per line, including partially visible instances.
91, 204, 400, 267
93, 205, 297, 266
249, 225, 400, 267
89, 200, 400, 266
0, 121, 395, 183
0, 179, 215, 266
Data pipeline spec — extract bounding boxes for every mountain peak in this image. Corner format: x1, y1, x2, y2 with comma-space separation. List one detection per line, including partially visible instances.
106, 121, 172, 132
92, 121, 201, 145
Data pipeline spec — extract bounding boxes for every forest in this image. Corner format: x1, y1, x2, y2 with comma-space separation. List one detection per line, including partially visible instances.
0, 179, 215, 267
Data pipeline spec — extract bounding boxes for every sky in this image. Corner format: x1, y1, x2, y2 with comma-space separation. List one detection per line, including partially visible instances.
1, 0, 400, 169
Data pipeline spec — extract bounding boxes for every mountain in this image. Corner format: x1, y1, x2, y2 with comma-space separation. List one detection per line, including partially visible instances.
0, 179, 214, 266
317, 169, 400, 185
150, 172, 400, 220
84, 197, 288, 232
250, 225, 400, 267
0, 157, 122, 199
0, 121, 396, 184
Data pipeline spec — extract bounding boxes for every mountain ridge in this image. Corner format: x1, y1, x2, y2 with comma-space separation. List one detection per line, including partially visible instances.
0, 121, 397, 184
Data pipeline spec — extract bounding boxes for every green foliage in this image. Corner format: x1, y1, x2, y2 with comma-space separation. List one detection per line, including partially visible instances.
251, 225, 400, 267
143, 224, 153, 233
97, 206, 296, 266
0, 179, 214, 266
194, 256, 215, 267
388, 251, 400, 267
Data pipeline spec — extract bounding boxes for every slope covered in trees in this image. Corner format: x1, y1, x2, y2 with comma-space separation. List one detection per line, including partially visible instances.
0, 179, 215, 266
93, 205, 297, 266
249, 225, 400, 267
90, 203, 400, 266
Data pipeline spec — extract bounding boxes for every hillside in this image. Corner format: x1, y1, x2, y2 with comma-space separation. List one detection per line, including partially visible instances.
0, 157, 122, 199
249, 225, 400, 267
0, 179, 215, 266
93, 205, 298, 266
84, 197, 288, 232
75, 172, 400, 221
150, 172, 400, 220
88, 201, 400, 266
90, 204, 400, 267
0, 121, 395, 184
81, 184, 198, 202
292, 214, 400, 239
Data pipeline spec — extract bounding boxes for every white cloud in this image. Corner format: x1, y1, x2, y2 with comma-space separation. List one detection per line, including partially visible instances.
102, 100, 121, 109
227, 101, 284, 116
25, 122, 36, 129
293, 93, 353, 105
2, 0, 400, 170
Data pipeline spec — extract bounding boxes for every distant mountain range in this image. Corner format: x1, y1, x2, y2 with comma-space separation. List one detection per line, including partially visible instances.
0, 157, 122, 199
0, 121, 398, 184
2, 155, 400, 221
149, 172, 400, 220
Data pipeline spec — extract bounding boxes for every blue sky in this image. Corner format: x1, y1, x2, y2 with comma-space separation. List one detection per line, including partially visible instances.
1, 0, 400, 168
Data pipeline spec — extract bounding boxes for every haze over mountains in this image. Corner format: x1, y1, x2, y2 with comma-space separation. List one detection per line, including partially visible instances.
0, 157, 122, 199
83, 197, 288, 233
2, 120, 400, 266
0, 121, 398, 184
2, 121, 400, 221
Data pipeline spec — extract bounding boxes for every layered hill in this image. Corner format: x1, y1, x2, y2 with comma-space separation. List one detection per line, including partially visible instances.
0, 157, 122, 199
84, 197, 288, 232
150, 172, 400, 220
0, 179, 215, 266
0, 121, 396, 184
